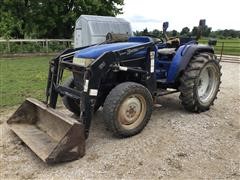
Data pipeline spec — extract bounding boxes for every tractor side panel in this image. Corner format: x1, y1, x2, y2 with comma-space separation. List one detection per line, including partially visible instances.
167, 45, 214, 83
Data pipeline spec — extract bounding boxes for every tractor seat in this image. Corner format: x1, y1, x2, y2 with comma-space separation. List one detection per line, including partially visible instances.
158, 48, 176, 56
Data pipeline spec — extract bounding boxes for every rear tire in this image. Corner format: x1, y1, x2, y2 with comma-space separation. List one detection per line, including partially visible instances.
179, 53, 221, 112
103, 82, 153, 137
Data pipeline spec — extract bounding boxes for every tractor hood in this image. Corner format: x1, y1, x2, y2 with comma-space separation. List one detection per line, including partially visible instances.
74, 42, 143, 59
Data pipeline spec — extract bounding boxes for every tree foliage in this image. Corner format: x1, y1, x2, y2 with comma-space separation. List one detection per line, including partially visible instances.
180, 27, 190, 37
210, 29, 240, 39
171, 30, 178, 37
134, 27, 240, 39
191, 26, 198, 37
0, 0, 124, 39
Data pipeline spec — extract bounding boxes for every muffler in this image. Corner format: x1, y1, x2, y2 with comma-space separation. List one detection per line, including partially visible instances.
7, 98, 85, 164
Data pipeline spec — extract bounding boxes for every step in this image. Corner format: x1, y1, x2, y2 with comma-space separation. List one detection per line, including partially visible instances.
157, 79, 167, 83
156, 88, 178, 96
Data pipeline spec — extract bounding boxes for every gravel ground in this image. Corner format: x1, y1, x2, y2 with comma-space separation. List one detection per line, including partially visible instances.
1, 62, 240, 179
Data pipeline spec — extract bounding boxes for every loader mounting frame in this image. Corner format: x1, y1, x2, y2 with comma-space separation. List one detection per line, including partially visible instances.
46, 42, 156, 138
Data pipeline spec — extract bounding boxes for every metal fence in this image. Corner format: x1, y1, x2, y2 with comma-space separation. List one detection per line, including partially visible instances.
218, 42, 240, 56
0, 39, 72, 55
200, 40, 240, 56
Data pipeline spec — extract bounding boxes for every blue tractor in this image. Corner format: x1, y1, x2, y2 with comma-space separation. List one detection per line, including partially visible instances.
7, 21, 221, 163
60, 21, 221, 135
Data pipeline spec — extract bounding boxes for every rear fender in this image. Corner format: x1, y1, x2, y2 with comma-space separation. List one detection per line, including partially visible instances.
167, 44, 214, 83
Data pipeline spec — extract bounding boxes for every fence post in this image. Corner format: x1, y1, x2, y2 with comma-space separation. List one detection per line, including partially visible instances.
46, 39, 49, 54
20, 41, 23, 53
7, 40, 10, 53
220, 42, 224, 61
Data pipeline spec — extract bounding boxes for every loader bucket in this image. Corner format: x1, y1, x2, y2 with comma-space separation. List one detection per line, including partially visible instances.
7, 98, 85, 164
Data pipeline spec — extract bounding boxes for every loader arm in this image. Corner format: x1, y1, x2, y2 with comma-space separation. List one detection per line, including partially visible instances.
46, 45, 94, 108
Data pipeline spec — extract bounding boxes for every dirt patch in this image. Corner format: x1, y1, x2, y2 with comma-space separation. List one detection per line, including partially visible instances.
1, 62, 240, 179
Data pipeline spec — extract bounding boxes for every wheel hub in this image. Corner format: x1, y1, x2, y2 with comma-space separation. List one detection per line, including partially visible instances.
118, 94, 146, 129
126, 104, 137, 118
198, 69, 210, 96
197, 64, 218, 104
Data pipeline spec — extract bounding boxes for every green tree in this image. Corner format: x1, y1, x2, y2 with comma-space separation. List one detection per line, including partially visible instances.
0, 0, 124, 39
142, 28, 149, 36
170, 30, 178, 37
191, 26, 198, 37
202, 26, 212, 37
180, 27, 190, 37
151, 29, 162, 37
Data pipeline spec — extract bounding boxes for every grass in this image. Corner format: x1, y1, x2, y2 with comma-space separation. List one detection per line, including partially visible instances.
0, 56, 71, 108
199, 38, 240, 56
0, 56, 53, 107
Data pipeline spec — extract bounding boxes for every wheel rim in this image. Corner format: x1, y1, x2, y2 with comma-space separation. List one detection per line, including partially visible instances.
118, 94, 147, 130
197, 63, 218, 104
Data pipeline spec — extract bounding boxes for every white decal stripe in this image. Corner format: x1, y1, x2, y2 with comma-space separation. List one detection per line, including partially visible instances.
150, 51, 155, 73
119, 66, 128, 71
89, 89, 98, 96
84, 80, 89, 92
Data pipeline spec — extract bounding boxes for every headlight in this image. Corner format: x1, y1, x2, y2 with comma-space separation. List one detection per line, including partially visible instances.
73, 57, 94, 67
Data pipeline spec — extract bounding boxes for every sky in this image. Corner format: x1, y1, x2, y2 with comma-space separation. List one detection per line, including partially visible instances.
117, 0, 240, 31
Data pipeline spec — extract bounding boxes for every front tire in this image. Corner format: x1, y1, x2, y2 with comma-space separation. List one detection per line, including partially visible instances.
62, 77, 80, 116
62, 77, 102, 116
179, 53, 221, 112
103, 82, 153, 137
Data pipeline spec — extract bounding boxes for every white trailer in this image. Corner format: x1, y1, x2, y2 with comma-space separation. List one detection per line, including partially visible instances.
74, 15, 132, 48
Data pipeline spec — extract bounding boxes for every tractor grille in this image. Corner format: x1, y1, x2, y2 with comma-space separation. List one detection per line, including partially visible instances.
73, 72, 84, 91
59, 61, 86, 97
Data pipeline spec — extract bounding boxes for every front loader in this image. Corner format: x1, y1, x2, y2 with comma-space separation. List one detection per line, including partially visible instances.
7, 98, 85, 163
7, 21, 221, 164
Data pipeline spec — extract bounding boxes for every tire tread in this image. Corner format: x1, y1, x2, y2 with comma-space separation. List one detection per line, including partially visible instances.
103, 82, 153, 137
179, 52, 221, 112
